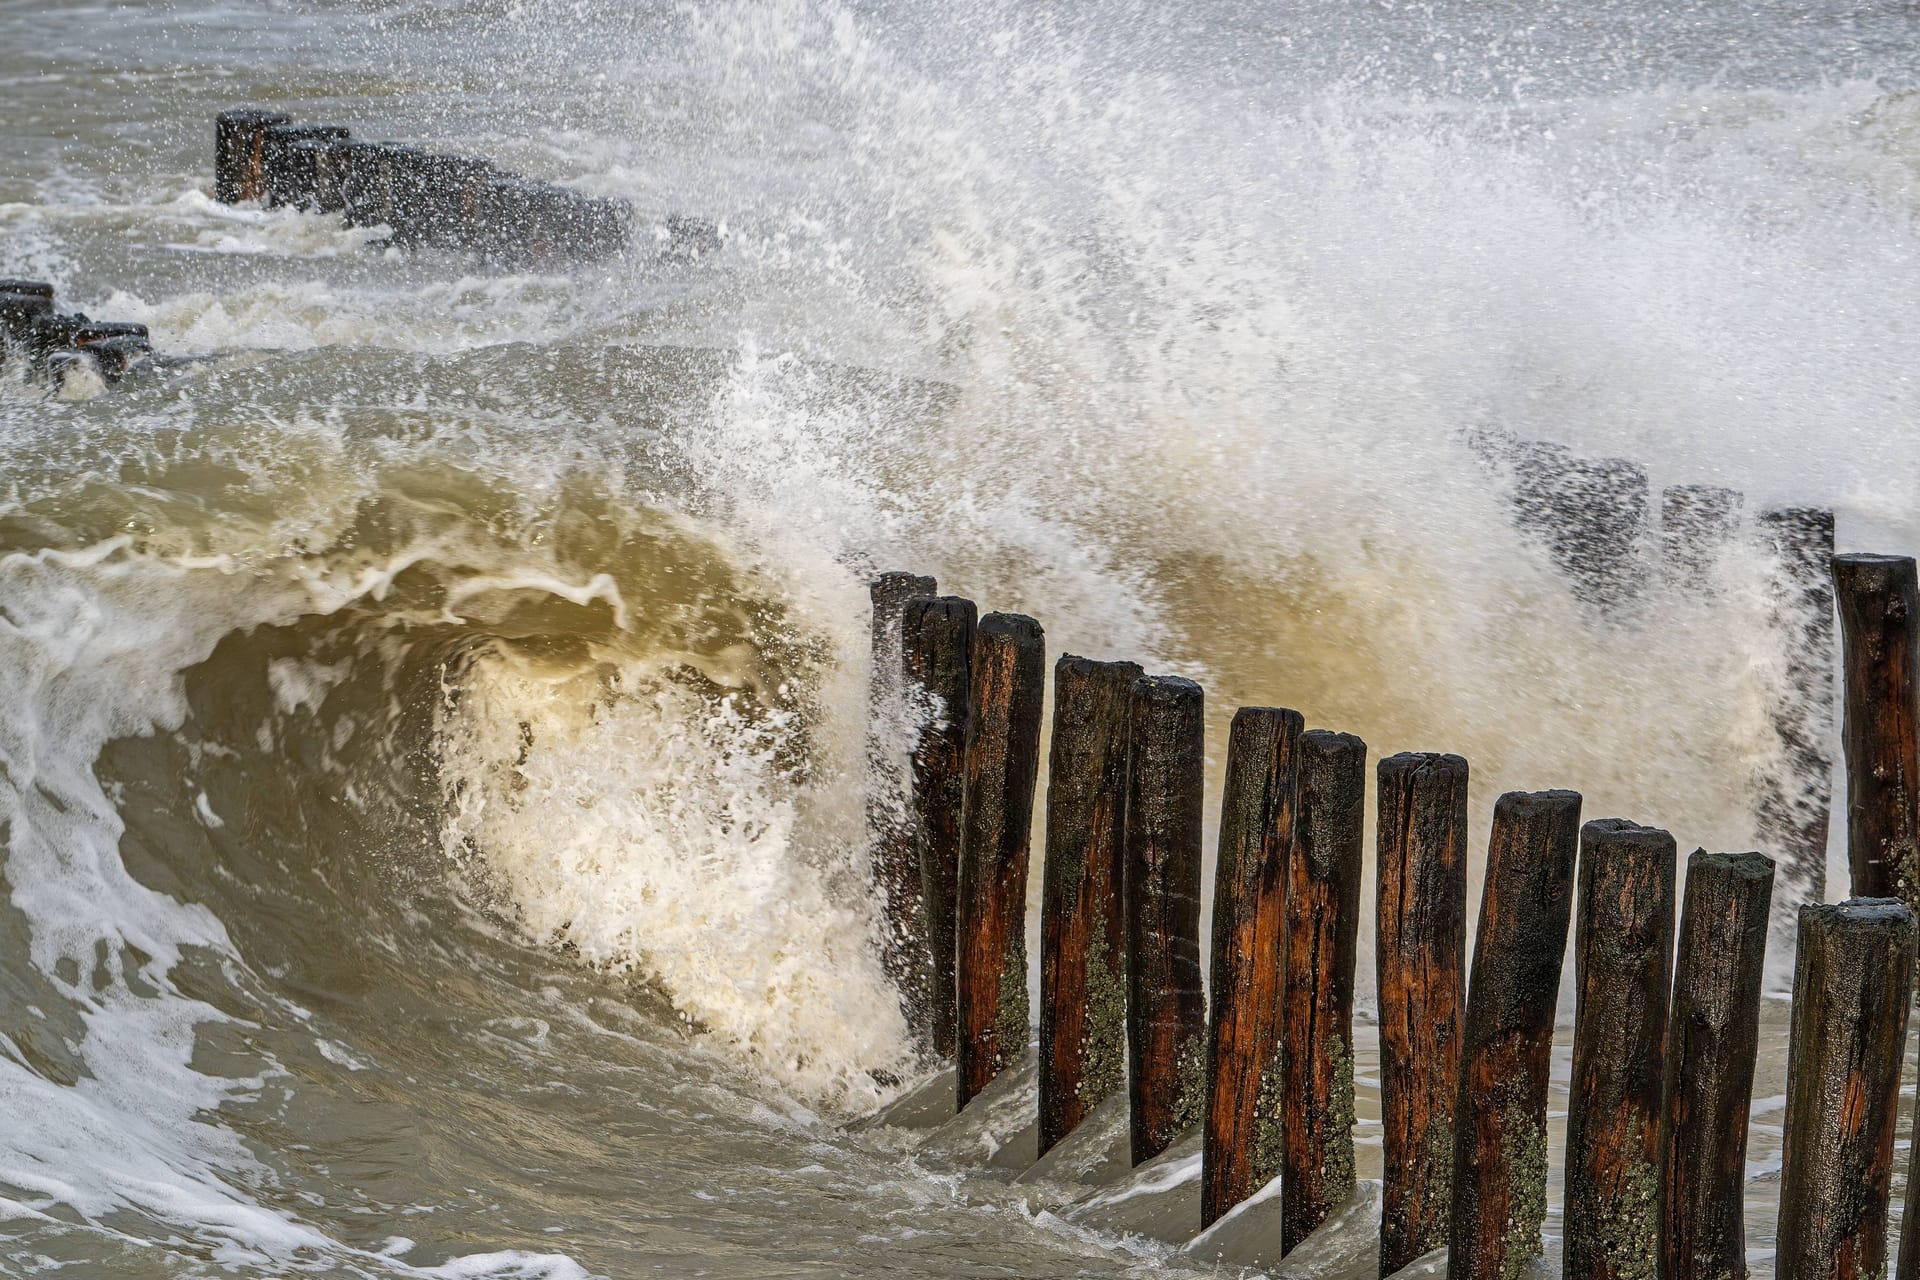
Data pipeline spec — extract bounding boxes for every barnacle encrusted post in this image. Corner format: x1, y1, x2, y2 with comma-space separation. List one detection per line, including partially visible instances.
1448, 790, 1580, 1280
955, 612, 1045, 1108
1039, 656, 1141, 1153
1281, 730, 1366, 1255
1200, 706, 1303, 1226
1123, 674, 1208, 1166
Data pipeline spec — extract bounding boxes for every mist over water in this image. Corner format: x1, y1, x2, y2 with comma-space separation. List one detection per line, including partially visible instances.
1, 0, 1917, 1274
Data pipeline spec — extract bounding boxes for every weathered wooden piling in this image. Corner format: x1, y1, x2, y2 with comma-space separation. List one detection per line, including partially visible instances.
1513, 444, 1651, 613
1125, 674, 1208, 1166
867, 573, 938, 1043
1775, 899, 1915, 1280
1660, 483, 1743, 582
1200, 706, 1304, 1226
1831, 553, 1919, 911
1038, 655, 1141, 1152
262, 124, 350, 208
1758, 507, 1836, 906
0, 282, 54, 345
214, 108, 290, 203
955, 613, 1046, 1108
1375, 751, 1470, 1276
900, 595, 976, 1063
1564, 819, 1677, 1280
1280, 730, 1367, 1255
1660, 850, 1774, 1280
1448, 789, 1581, 1280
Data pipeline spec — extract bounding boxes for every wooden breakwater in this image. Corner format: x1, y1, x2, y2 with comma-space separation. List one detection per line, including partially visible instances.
0, 278, 153, 389
859, 537, 1920, 1277
214, 107, 721, 264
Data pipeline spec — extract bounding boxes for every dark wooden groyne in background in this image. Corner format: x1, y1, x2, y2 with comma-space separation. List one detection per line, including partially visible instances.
860, 514, 1920, 1274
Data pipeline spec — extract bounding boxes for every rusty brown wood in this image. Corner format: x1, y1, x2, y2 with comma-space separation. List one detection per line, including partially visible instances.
1280, 730, 1367, 1255
1659, 849, 1775, 1280
214, 109, 290, 203
955, 612, 1046, 1108
1564, 819, 1677, 1280
1777, 899, 1915, 1280
1124, 674, 1208, 1165
1448, 789, 1581, 1280
901, 594, 976, 1063
1831, 554, 1919, 911
1200, 706, 1303, 1226
1038, 654, 1141, 1153
1375, 751, 1469, 1276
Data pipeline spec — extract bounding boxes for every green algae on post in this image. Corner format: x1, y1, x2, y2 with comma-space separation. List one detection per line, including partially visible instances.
1039, 656, 1140, 1153
1448, 790, 1580, 1280
1201, 706, 1303, 1227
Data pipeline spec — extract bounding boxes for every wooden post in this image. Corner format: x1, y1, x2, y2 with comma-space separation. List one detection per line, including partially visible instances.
1660, 850, 1774, 1280
214, 109, 290, 203
1512, 445, 1650, 614
1757, 508, 1836, 907
1661, 484, 1742, 583
867, 572, 937, 1045
1831, 554, 1919, 911
901, 596, 976, 1064
1375, 751, 1469, 1276
1449, 789, 1581, 1280
1200, 706, 1304, 1226
1125, 674, 1208, 1165
1038, 655, 1141, 1152
262, 124, 349, 208
955, 613, 1045, 1108
1281, 729, 1367, 1255
1564, 819, 1677, 1280
0, 282, 54, 346
1776, 899, 1916, 1280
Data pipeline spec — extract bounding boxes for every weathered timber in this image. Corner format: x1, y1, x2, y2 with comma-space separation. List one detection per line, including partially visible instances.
1281, 730, 1367, 1255
262, 124, 349, 208
1776, 899, 1915, 1280
214, 108, 290, 203
1125, 674, 1208, 1166
1449, 789, 1581, 1280
1659, 850, 1774, 1280
901, 595, 977, 1064
0, 284, 54, 345
1831, 553, 1920, 911
1564, 819, 1677, 1280
1661, 484, 1743, 583
1513, 443, 1651, 614
1757, 508, 1836, 906
1038, 655, 1141, 1152
867, 572, 939, 1046
1375, 751, 1470, 1276
955, 612, 1045, 1108
1200, 706, 1304, 1226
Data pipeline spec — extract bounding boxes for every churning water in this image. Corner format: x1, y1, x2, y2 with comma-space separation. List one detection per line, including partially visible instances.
2, 0, 1919, 1274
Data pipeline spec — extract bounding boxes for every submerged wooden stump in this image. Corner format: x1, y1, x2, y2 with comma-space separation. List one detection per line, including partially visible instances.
1660, 850, 1774, 1280
1776, 899, 1915, 1280
1125, 674, 1208, 1166
901, 596, 976, 1063
866, 573, 938, 1046
955, 613, 1045, 1108
1200, 706, 1303, 1226
1039, 655, 1141, 1153
214, 108, 290, 203
1564, 819, 1677, 1280
1375, 751, 1469, 1276
1831, 553, 1920, 911
1758, 508, 1836, 907
1280, 729, 1366, 1255
262, 123, 350, 209
1449, 789, 1581, 1280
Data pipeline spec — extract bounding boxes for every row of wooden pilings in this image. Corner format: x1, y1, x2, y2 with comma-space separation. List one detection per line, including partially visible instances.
214, 108, 721, 264
863, 547, 1920, 1279
0, 278, 152, 385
